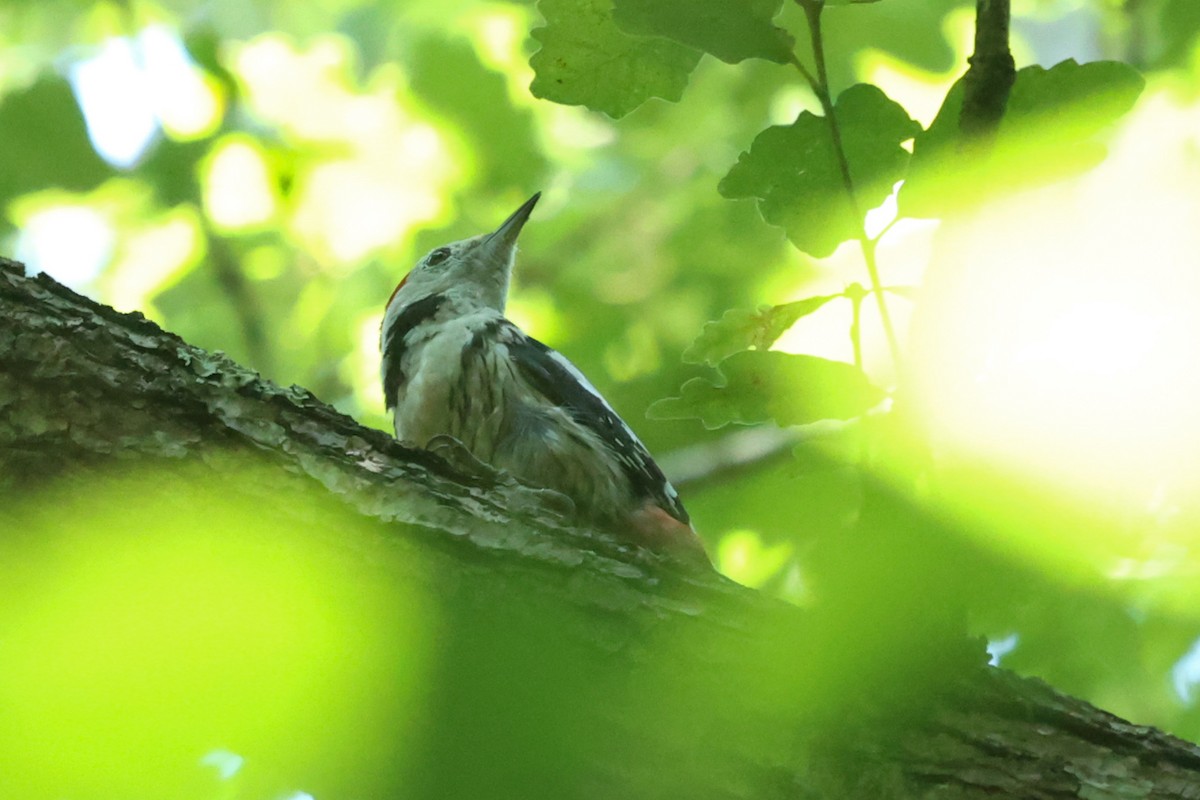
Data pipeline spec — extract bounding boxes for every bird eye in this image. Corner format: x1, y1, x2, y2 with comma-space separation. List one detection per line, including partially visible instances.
427, 247, 451, 266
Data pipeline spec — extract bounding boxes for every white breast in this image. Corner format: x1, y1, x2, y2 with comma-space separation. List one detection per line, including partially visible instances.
391, 315, 479, 446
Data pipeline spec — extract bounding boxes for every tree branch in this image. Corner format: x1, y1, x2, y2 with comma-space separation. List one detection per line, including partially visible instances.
960, 0, 1016, 141
2, 256, 1199, 797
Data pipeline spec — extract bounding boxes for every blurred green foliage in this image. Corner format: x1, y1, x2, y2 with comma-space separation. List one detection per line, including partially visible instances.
5, 0, 1200, 796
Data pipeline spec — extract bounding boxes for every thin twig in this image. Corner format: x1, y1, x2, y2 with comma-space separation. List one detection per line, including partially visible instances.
847, 282, 865, 369
872, 214, 900, 244
787, 53, 821, 95
794, 0, 904, 371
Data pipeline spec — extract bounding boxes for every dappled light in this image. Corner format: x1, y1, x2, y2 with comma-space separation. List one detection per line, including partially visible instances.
203, 136, 278, 230
234, 35, 462, 264
14, 201, 114, 287
715, 528, 796, 590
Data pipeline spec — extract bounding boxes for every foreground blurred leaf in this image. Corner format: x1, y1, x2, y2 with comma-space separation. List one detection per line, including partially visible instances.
612, 0, 794, 64
683, 294, 840, 366
0, 460, 436, 800
720, 84, 919, 257
530, 0, 702, 118
649, 350, 883, 429
901, 60, 1144, 218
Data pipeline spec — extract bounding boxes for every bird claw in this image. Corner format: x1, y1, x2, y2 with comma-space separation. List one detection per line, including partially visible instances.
425, 434, 501, 483
425, 435, 576, 518
524, 486, 576, 518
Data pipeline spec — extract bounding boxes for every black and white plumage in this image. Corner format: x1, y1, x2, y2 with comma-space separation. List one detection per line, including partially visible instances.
380, 193, 706, 563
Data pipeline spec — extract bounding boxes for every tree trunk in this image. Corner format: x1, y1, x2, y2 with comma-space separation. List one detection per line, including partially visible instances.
2, 256, 1198, 799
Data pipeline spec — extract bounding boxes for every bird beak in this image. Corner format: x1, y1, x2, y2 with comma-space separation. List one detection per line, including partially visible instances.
488, 192, 541, 248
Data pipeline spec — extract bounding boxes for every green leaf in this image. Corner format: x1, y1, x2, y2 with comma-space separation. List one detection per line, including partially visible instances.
720, 84, 919, 257
683, 294, 840, 367
612, 0, 793, 64
530, 0, 702, 118
1005, 59, 1144, 121
1001, 60, 1143, 161
648, 351, 884, 429
901, 60, 1144, 218
894, 78, 964, 218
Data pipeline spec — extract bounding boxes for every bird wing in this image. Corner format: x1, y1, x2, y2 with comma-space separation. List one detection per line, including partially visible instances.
500, 322, 690, 525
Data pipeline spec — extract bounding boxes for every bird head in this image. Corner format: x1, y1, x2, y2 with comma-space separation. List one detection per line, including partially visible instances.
385, 193, 540, 317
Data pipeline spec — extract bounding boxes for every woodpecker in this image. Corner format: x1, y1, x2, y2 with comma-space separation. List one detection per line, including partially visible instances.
380, 194, 709, 566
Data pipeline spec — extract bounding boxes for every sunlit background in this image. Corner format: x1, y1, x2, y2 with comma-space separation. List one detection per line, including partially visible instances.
4, 0, 1200, 796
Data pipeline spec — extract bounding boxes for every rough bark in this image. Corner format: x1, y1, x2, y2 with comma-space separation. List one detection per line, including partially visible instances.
2, 256, 1199, 799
